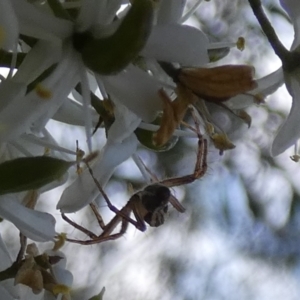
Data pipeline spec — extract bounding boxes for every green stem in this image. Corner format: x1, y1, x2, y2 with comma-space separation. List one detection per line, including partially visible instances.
0, 262, 21, 281
248, 0, 296, 71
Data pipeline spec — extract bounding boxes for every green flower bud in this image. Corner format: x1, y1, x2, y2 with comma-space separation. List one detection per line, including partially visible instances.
75, 0, 154, 75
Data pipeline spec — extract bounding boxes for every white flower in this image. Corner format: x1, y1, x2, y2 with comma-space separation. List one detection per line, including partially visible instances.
0, 194, 56, 242
0, 234, 20, 300
0, 0, 258, 232
0, 0, 19, 51
57, 106, 139, 212
0, 0, 210, 146
271, 0, 300, 156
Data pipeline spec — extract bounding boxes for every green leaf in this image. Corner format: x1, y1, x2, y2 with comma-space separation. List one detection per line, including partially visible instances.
89, 287, 106, 300
0, 261, 21, 282
208, 47, 230, 62
76, 0, 154, 75
0, 156, 74, 195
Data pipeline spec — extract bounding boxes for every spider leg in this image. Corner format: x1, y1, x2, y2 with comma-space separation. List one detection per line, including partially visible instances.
62, 208, 128, 245
160, 137, 207, 188
61, 213, 98, 240
160, 106, 208, 188
96, 196, 147, 241
62, 202, 106, 242
89, 202, 106, 230
156, 111, 207, 213
168, 194, 186, 213
85, 162, 148, 230
64, 200, 147, 245
128, 195, 147, 231
133, 154, 160, 183
65, 216, 130, 245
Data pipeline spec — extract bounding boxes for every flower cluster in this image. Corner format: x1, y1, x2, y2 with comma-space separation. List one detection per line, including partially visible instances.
0, 0, 295, 298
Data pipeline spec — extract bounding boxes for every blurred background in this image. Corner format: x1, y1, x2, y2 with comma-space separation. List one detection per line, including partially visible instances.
3, 0, 300, 299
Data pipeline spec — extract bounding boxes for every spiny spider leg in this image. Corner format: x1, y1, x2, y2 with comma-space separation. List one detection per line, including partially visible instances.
64, 208, 130, 245
160, 137, 208, 187
61, 213, 98, 240
62, 193, 148, 245
89, 202, 106, 230
62, 202, 107, 239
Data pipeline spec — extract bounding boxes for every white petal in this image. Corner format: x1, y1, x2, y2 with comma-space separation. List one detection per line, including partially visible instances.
272, 74, 300, 155
108, 101, 141, 142
226, 68, 284, 109
280, 0, 300, 22
52, 98, 98, 126
13, 40, 62, 85
0, 195, 56, 242
76, 0, 99, 32
11, 0, 73, 43
156, 0, 186, 24
0, 79, 27, 113
181, 0, 203, 23
31, 47, 80, 132
141, 24, 209, 66
99, 65, 163, 122
225, 94, 256, 110
254, 67, 284, 96
0, 285, 17, 300
57, 133, 138, 213
280, 0, 300, 49
53, 267, 73, 287
78, 64, 93, 152
0, 235, 20, 300
18, 285, 44, 300
0, 0, 19, 51
0, 282, 20, 300
0, 234, 12, 269
0, 46, 80, 142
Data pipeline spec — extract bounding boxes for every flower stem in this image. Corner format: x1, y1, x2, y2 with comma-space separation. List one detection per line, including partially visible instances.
248, 0, 296, 71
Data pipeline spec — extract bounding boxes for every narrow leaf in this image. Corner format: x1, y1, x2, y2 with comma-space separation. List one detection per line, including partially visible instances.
0, 156, 73, 195
77, 0, 154, 74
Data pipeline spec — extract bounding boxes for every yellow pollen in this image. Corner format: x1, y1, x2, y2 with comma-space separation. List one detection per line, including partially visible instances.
236, 37, 245, 51
253, 93, 265, 104
52, 284, 71, 296
35, 84, 52, 99
53, 233, 67, 251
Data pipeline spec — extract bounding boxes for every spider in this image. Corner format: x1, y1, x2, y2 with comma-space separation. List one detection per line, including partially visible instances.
62, 117, 208, 245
